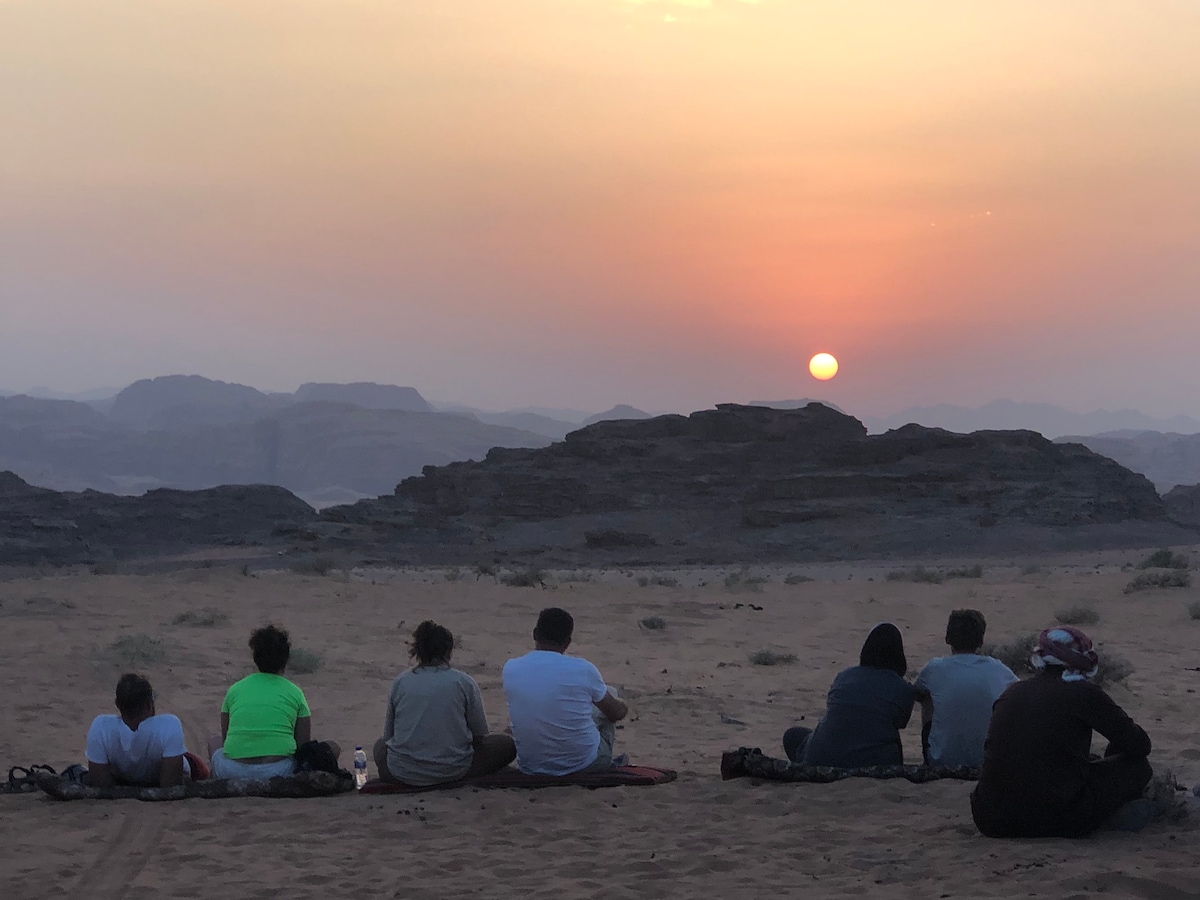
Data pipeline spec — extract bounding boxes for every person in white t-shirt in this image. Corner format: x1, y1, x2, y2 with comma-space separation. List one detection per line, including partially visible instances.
86, 673, 196, 788
502, 607, 629, 776
914, 609, 1019, 769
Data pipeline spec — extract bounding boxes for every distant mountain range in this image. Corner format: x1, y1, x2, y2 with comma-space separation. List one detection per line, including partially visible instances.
862, 400, 1200, 439
1057, 431, 1200, 493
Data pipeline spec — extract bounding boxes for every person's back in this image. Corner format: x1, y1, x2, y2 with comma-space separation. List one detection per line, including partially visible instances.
384, 666, 485, 785
86, 674, 190, 788
802, 664, 914, 767
504, 650, 608, 774
972, 627, 1152, 838
221, 671, 309, 759
503, 607, 627, 776
915, 654, 1015, 767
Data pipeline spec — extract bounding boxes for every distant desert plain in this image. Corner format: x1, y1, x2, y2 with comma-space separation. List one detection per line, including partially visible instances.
2, 552, 1199, 900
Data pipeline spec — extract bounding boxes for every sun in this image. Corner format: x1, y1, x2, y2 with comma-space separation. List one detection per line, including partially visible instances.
808, 352, 839, 381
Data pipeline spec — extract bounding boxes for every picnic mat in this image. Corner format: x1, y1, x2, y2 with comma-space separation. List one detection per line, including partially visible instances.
361, 765, 677, 794
35, 769, 355, 801
721, 747, 979, 784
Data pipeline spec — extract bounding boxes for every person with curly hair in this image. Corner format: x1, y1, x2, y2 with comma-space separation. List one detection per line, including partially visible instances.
208, 625, 338, 779
373, 621, 515, 786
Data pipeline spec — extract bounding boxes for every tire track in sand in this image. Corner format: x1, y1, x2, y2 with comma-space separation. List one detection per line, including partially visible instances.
70, 811, 163, 900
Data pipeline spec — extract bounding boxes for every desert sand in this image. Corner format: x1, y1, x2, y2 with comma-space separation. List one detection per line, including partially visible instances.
2, 551, 1199, 899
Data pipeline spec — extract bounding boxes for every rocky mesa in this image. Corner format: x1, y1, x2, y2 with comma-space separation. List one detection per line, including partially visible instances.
320, 403, 1196, 565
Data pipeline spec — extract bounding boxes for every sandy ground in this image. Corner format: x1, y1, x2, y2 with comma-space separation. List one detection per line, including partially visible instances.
2, 551, 1200, 900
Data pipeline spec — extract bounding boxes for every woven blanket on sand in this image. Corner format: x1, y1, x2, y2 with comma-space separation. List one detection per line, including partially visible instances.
721, 747, 979, 784
361, 765, 677, 794
35, 769, 355, 801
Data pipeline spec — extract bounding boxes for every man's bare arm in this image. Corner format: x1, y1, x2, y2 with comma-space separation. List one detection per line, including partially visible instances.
595, 693, 628, 723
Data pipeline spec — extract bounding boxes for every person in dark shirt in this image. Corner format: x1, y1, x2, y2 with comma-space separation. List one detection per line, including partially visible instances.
971, 626, 1154, 838
783, 623, 915, 767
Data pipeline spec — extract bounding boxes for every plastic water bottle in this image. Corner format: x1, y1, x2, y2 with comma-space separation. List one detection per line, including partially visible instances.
353, 746, 368, 789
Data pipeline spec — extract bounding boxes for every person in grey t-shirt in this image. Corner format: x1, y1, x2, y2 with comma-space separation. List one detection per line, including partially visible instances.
914, 609, 1018, 768
373, 621, 515, 786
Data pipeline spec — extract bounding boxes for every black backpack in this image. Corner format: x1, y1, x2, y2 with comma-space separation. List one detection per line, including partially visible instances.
294, 740, 342, 774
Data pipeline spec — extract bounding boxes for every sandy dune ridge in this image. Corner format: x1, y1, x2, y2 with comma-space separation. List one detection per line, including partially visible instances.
2, 553, 1199, 899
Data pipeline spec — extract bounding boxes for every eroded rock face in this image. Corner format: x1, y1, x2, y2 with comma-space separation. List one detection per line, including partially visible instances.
0, 472, 316, 566
322, 404, 1182, 564
1164, 484, 1200, 528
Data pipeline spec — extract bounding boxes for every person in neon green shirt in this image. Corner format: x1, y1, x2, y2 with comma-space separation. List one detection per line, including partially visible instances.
208, 625, 339, 779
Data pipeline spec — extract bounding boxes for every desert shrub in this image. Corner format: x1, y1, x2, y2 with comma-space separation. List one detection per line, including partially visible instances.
637, 575, 678, 588
886, 566, 944, 584
558, 570, 592, 583
639, 616, 666, 630
1095, 647, 1134, 687
1020, 564, 1044, 576
474, 563, 496, 579
90, 561, 120, 576
1187, 601, 1200, 621
749, 649, 797, 666
724, 571, 765, 592
946, 564, 984, 580
291, 557, 334, 577
289, 647, 322, 674
108, 634, 167, 666
983, 632, 1037, 675
1137, 549, 1189, 570
784, 574, 814, 585
444, 568, 464, 582
1124, 571, 1191, 594
172, 608, 230, 628
1053, 605, 1100, 626
500, 566, 545, 587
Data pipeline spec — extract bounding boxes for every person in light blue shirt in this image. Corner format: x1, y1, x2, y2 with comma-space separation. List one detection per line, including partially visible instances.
913, 609, 1018, 768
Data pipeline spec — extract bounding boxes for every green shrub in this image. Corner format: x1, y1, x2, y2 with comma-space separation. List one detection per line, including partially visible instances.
639, 616, 666, 630
108, 634, 167, 666
1137, 549, 1189, 570
1124, 571, 1191, 594
1053, 605, 1099, 626
749, 649, 797, 666
784, 574, 814, 585
289, 647, 322, 674
172, 609, 230, 628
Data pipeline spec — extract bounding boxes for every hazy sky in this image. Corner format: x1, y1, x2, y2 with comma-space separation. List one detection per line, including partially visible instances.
3, 1, 1199, 416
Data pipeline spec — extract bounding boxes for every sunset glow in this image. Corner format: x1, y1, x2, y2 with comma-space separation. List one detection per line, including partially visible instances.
2, 2, 1199, 417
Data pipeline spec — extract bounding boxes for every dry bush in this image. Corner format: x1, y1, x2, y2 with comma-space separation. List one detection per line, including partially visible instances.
983, 632, 1037, 675
291, 557, 335, 577
784, 574, 814, 585
886, 566, 944, 584
1053, 605, 1100, 626
289, 647, 322, 674
946, 564, 984, 579
1124, 571, 1191, 594
1187, 601, 1200, 621
108, 634, 167, 666
1137, 549, 1189, 570
749, 649, 797, 666
1095, 647, 1134, 687
172, 609, 230, 628
500, 566, 545, 587
639, 616, 667, 630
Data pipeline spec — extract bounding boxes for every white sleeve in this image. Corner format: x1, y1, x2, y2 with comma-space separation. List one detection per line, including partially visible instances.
85, 718, 108, 765
157, 716, 187, 758
584, 662, 608, 703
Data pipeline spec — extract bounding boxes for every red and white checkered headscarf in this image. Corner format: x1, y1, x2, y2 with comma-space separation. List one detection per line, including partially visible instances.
1031, 626, 1100, 682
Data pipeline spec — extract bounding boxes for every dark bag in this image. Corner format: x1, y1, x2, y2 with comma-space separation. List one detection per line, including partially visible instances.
294, 740, 341, 774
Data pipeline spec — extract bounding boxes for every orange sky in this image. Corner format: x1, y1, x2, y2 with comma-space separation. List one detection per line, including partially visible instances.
2, 1, 1199, 415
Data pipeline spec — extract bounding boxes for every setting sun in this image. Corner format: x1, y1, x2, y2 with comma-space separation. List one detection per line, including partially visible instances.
809, 353, 839, 381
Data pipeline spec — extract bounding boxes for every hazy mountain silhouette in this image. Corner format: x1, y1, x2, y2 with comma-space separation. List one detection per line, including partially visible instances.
581, 404, 651, 426
750, 398, 846, 413
0, 377, 551, 507
867, 399, 1200, 438
1057, 431, 1200, 493
293, 382, 430, 412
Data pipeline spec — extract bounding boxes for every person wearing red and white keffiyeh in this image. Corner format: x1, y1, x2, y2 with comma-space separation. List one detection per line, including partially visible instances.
971, 627, 1154, 837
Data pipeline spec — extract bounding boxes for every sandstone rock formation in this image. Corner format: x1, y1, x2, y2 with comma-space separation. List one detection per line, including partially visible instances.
321, 404, 1191, 565
0, 471, 316, 567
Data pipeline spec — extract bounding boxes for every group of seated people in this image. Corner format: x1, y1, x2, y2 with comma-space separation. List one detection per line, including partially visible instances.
785, 610, 1155, 836
84, 606, 1155, 838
